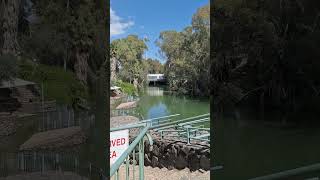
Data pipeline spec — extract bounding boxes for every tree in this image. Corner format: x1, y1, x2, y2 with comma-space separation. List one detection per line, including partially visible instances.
157, 4, 210, 96
1, 0, 21, 56
111, 35, 148, 88
145, 58, 164, 74
212, 0, 320, 120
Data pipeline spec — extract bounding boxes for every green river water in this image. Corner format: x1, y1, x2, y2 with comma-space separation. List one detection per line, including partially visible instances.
136, 86, 210, 122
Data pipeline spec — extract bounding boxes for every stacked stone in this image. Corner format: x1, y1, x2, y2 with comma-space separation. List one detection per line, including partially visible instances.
129, 138, 210, 172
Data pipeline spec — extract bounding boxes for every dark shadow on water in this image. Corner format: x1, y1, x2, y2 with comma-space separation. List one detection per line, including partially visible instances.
213, 107, 320, 179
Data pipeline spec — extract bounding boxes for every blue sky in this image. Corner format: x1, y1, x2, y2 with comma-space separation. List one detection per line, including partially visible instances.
110, 0, 209, 63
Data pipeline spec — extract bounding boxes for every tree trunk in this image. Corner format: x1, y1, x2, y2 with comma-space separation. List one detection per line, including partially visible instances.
74, 48, 89, 84
110, 56, 117, 82
133, 78, 138, 89
1, 0, 20, 56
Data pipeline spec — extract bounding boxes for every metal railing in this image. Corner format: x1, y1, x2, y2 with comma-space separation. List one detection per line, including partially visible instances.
151, 114, 210, 144
110, 113, 210, 179
110, 123, 153, 180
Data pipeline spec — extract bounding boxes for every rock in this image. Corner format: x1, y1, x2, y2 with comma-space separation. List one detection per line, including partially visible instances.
199, 155, 210, 170
145, 154, 152, 166
127, 129, 210, 171
167, 165, 174, 170
188, 153, 200, 171
115, 101, 137, 110
151, 156, 159, 167
170, 145, 178, 158
158, 158, 167, 169
200, 148, 210, 155
152, 145, 160, 156
175, 154, 188, 170
181, 145, 190, 155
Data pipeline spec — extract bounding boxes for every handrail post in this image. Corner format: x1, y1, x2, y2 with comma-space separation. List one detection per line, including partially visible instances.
139, 139, 144, 180
126, 156, 129, 180
187, 127, 190, 144
133, 149, 136, 180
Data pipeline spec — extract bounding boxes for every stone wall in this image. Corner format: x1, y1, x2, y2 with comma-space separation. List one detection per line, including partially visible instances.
130, 138, 210, 171
111, 116, 210, 172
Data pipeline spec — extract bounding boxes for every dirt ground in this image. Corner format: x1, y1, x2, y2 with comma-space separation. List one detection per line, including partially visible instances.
111, 165, 210, 180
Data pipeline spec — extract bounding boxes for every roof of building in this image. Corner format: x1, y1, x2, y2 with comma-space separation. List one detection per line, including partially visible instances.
110, 86, 121, 90
147, 74, 164, 76
0, 78, 36, 89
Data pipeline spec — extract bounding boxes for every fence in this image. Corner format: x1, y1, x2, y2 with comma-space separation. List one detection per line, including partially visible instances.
110, 113, 211, 179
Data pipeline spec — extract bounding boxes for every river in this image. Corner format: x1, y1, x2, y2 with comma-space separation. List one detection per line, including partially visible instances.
137, 86, 210, 124
214, 109, 320, 179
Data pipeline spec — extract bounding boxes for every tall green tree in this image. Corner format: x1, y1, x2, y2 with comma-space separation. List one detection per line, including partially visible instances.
111, 35, 148, 88
212, 0, 320, 120
157, 4, 210, 96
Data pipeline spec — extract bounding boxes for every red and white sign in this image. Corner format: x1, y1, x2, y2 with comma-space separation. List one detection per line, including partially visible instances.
110, 129, 129, 165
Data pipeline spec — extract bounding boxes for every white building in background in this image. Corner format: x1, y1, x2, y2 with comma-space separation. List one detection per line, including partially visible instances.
147, 74, 165, 82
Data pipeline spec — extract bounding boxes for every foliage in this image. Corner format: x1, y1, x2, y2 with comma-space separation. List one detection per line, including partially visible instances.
21, 0, 107, 82
157, 4, 210, 96
111, 35, 148, 87
145, 58, 164, 74
212, 0, 320, 117
114, 80, 137, 96
0, 54, 18, 83
18, 59, 88, 105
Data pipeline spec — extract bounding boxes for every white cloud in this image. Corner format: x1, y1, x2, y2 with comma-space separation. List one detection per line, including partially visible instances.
110, 8, 134, 37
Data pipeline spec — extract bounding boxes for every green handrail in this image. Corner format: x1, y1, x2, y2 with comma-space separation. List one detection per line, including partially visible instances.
109, 113, 210, 179
110, 125, 151, 179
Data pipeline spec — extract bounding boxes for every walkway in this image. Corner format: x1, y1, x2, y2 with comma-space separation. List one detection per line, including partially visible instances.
114, 165, 209, 180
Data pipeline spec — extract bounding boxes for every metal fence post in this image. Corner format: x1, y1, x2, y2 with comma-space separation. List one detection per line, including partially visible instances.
126, 156, 129, 180
133, 149, 136, 180
139, 139, 144, 180
187, 127, 190, 144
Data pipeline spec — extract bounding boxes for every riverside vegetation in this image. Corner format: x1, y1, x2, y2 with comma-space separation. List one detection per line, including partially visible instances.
111, 4, 210, 97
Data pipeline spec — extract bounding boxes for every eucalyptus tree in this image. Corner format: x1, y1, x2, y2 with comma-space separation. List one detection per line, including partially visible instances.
0, 0, 21, 56
212, 0, 320, 120
111, 35, 148, 88
157, 4, 210, 96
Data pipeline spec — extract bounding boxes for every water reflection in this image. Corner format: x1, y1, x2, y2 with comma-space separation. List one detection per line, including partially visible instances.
137, 86, 209, 121
214, 109, 320, 179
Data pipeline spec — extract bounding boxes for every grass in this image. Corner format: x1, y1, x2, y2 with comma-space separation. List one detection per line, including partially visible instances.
18, 59, 88, 105
114, 80, 137, 95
